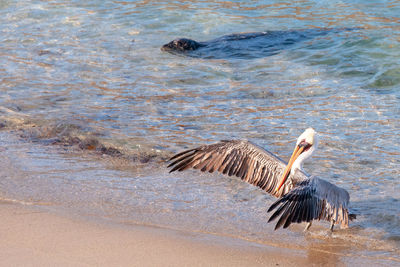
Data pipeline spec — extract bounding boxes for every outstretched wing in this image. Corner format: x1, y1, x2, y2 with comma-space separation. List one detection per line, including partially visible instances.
267, 176, 351, 229
168, 140, 308, 197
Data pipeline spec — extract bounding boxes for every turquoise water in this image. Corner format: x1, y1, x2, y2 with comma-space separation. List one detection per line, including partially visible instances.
0, 1, 399, 264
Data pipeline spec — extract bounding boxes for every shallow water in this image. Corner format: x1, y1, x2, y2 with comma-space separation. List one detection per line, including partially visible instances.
0, 0, 399, 264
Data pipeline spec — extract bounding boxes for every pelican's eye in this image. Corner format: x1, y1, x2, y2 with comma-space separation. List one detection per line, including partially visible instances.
298, 140, 312, 151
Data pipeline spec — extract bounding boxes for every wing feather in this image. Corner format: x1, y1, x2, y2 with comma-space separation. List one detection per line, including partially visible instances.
218, 151, 231, 172
267, 177, 351, 230
169, 155, 195, 172
169, 149, 196, 161
168, 140, 308, 197
283, 199, 299, 228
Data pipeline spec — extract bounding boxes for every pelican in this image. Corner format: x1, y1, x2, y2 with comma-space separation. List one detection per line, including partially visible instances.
168, 128, 355, 231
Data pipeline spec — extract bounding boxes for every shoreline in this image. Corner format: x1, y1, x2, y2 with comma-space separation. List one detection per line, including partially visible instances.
1, 201, 310, 267
1, 201, 398, 266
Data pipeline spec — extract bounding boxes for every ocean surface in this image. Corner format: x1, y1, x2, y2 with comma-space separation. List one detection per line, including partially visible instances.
0, 0, 399, 264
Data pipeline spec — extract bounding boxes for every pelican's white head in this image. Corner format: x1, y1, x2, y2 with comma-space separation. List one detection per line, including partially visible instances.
275, 128, 318, 193
292, 128, 318, 172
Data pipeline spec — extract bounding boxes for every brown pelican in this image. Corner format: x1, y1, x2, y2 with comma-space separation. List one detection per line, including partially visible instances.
168, 128, 355, 231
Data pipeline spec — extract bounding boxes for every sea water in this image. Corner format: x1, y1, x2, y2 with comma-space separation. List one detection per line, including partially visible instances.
0, 1, 399, 264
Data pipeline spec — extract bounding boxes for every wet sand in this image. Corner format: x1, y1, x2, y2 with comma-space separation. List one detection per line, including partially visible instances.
0, 202, 314, 267
2, 201, 399, 267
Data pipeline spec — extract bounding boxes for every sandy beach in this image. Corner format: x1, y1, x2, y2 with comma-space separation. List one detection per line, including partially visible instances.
0, 201, 314, 267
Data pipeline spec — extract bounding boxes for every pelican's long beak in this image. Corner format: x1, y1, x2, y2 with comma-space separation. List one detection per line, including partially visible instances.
275, 144, 305, 193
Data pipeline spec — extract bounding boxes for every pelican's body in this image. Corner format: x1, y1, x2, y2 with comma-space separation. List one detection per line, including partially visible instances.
168, 128, 355, 231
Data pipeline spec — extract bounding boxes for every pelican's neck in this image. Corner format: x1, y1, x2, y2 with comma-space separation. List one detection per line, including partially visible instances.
291, 144, 317, 173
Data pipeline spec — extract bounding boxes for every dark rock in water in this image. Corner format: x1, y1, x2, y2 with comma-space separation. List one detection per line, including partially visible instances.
161, 27, 361, 59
